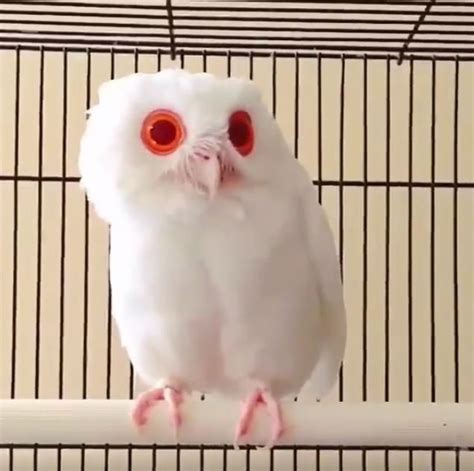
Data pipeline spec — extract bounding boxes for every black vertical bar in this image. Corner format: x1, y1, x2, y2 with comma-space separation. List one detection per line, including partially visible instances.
222, 446, 227, 471
455, 449, 460, 471
338, 54, 346, 471
272, 52, 277, 118
106, 48, 115, 400
362, 54, 368, 404
176, 443, 181, 471
151, 445, 157, 471
384, 55, 392, 471
362, 449, 367, 471
129, 49, 139, 401
227, 50, 232, 77
430, 56, 437, 471
57, 444, 62, 471
58, 47, 68, 400
9, 447, 13, 471
317, 53, 323, 204
294, 52, 299, 159
33, 446, 38, 471
165, 0, 176, 60
408, 58, 414, 405
10, 45, 21, 400
338, 55, 345, 471
82, 48, 91, 400
430, 57, 436, 404
338, 54, 345, 404
385, 57, 391, 404
157, 49, 162, 71
315, 449, 320, 471
453, 57, 460, 406
134, 47, 139, 73
202, 49, 207, 72
407, 57, 414, 471
127, 444, 133, 471
180, 50, 185, 69
245, 448, 250, 471
249, 50, 254, 80
35, 46, 45, 399
269, 448, 274, 471
293, 448, 298, 471
80, 445, 85, 471
104, 445, 109, 471
199, 445, 204, 471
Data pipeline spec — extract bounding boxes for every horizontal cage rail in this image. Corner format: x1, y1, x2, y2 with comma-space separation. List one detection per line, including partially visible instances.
0, 1, 473, 59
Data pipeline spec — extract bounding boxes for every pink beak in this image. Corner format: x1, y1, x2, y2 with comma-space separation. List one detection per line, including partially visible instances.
189, 153, 222, 198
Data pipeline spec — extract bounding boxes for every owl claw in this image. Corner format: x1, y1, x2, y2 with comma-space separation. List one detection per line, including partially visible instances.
234, 389, 284, 449
132, 386, 183, 437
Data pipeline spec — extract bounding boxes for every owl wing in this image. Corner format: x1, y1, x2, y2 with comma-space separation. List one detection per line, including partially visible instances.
299, 183, 347, 399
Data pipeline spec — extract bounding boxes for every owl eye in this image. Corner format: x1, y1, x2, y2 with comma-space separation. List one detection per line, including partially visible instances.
228, 110, 254, 157
140, 109, 185, 156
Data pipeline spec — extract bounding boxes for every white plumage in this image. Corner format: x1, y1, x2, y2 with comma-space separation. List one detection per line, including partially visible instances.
79, 68, 346, 445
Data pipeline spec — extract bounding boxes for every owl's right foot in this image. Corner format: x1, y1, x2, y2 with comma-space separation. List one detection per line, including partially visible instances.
132, 386, 183, 432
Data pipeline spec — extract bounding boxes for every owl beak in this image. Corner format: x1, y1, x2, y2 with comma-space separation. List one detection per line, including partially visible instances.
199, 154, 223, 199
186, 152, 223, 198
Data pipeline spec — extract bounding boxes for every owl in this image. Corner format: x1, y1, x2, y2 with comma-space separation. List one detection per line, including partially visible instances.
79, 69, 346, 447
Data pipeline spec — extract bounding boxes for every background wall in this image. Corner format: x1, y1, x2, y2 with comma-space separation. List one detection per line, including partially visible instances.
0, 1, 473, 469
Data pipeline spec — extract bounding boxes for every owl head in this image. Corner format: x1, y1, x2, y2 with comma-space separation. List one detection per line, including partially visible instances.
79, 69, 293, 223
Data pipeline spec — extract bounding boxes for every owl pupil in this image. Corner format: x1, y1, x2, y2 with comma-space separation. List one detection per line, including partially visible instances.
229, 121, 249, 148
150, 120, 177, 146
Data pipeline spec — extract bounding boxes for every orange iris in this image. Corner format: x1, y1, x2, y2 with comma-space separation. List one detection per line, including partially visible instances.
228, 110, 254, 157
141, 109, 185, 156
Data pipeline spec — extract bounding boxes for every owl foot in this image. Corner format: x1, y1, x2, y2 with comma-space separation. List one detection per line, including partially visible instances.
132, 386, 183, 435
234, 389, 284, 449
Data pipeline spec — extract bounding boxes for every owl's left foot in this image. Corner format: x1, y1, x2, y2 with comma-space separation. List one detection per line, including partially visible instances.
132, 386, 183, 433
234, 389, 284, 449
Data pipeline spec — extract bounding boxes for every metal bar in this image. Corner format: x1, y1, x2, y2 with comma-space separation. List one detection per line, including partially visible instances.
58, 47, 68, 399
385, 57, 391, 404
1, 44, 473, 61
82, 48, 91, 400
105, 49, 114, 400
408, 57, 415, 405
34, 46, 45, 400
317, 53, 323, 203
398, 0, 436, 64
4, 30, 474, 46
2, 36, 473, 55
165, 0, 176, 60
338, 55, 346, 403
4, 18, 474, 36
0, 174, 473, 189
453, 57, 460, 404
10, 45, 20, 401
362, 54, 368, 403
430, 57, 437, 404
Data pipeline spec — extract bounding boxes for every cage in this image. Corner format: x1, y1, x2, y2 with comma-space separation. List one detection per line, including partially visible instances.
0, 0, 473, 470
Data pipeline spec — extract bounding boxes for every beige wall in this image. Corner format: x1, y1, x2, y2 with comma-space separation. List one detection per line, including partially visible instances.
0, 47, 473, 469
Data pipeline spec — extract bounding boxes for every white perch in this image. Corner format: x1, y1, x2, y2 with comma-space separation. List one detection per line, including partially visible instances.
1, 399, 473, 448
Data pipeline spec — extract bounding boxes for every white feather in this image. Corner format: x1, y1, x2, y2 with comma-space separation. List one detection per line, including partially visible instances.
79, 69, 346, 400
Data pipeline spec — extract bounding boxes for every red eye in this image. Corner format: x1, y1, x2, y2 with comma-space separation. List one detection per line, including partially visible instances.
140, 109, 185, 156
228, 110, 254, 157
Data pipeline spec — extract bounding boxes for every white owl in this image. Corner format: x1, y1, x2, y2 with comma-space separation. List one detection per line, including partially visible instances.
79, 69, 346, 447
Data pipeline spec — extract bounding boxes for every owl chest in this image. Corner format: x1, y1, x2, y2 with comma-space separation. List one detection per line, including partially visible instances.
111, 195, 298, 316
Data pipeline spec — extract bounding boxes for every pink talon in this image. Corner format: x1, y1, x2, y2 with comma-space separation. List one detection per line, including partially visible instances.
235, 389, 284, 449
132, 386, 183, 433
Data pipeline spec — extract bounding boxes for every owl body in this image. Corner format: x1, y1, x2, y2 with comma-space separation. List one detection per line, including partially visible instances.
110, 182, 320, 398
79, 69, 346, 405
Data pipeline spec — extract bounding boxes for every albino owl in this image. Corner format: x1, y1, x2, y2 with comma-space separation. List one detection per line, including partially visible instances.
79, 69, 346, 447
